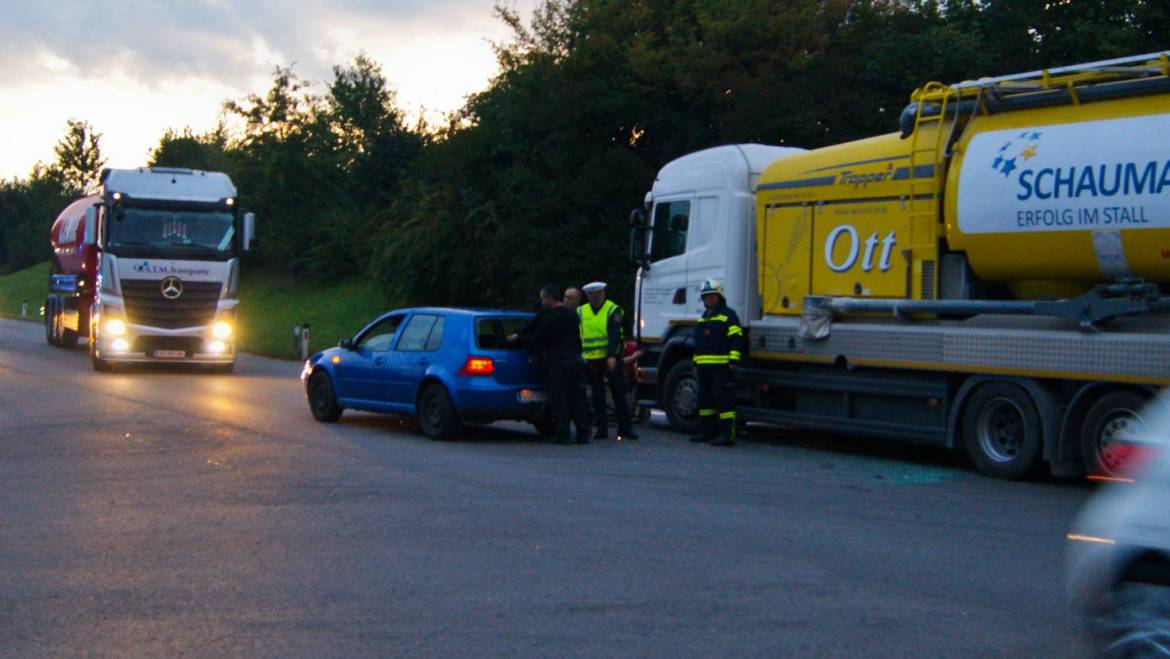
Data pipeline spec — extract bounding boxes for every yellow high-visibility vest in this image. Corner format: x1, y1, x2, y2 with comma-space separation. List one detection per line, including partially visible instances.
578, 300, 621, 360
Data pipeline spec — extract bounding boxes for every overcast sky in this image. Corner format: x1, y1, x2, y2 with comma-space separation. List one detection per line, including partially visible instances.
0, 0, 537, 180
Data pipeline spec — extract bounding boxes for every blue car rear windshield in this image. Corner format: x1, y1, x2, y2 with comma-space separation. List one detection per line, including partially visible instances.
476, 317, 530, 350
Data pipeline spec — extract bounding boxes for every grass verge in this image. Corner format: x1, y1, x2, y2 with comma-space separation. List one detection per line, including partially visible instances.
0, 262, 394, 360
238, 268, 394, 359
0, 262, 49, 323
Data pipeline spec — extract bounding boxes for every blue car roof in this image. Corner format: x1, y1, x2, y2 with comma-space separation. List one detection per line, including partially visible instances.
382, 307, 533, 317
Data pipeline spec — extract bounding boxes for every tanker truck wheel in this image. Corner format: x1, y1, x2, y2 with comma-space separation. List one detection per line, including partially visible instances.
44, 296, 61, 346
90, 343, 114, 372
1081, 391, 1149, 478
89, 332, 114, 372
663, 359, 701, 435
961, 381, 1041, 480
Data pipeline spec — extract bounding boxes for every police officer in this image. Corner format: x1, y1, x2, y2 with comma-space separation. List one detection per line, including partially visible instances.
690, 279, 744, 447
511, 284, 591, 443
579, 281, 638, 441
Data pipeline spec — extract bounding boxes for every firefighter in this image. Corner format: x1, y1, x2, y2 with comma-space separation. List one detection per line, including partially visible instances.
579, 281, 638, 440
690, 279, 744, 447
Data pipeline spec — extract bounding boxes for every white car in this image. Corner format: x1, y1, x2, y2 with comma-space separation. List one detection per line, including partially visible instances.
1067, 398, 1170, 656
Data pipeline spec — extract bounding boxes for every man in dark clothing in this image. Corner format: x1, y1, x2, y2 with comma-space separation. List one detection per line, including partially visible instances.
511, 285, 591, 443
690, 279, 744, 447
579, 281, 638, 441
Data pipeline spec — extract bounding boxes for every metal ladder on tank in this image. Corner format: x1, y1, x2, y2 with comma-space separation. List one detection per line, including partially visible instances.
904, 82, 954, 300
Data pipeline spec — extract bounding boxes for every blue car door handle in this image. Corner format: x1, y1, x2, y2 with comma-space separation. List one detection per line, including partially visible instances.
374, 356, 385, 366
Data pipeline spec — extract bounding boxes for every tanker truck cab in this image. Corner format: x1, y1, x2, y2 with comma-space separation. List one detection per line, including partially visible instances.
630, 145, 805, 431
84, 167, 255, 371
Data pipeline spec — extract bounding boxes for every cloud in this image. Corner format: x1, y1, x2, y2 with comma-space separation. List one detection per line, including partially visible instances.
0, 0, 536, 178
0, 0, 526, 89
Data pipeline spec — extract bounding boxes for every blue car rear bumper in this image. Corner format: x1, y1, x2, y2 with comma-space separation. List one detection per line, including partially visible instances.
453, 380, 547, 420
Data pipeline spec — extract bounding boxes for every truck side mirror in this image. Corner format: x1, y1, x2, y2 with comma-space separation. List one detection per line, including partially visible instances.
629, 209, 647, 227
84, 205, 98, 245
339, 337, 355, 351
242, 211, 256, 252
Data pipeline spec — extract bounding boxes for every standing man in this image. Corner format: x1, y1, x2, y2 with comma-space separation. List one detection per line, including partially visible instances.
690, 279, 744, 447
563, 287, 583, 310
579, 282, 638, 441
510, 285, 591, 443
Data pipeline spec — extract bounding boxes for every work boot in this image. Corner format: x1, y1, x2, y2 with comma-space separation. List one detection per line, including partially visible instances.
710, 437, 735, 447
593, 430, 608, 441
690, 434, 711, 444
576, 434, 591, 444
618, 429, 639, 440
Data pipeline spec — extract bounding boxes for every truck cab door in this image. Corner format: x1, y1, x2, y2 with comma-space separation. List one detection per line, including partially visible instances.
639, 198, 693, 339
682, 195, 726, 318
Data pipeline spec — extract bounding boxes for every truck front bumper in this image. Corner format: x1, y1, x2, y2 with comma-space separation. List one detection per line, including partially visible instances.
93, 316, 235, 364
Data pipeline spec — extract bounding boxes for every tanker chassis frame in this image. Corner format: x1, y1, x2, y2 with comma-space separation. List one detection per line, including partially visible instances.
640, 295, 1170, 480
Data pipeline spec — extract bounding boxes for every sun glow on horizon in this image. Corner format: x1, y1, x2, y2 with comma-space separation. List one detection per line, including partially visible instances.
0, 3, 532, 181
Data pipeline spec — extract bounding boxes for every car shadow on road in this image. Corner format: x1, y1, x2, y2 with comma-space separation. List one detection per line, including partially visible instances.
336, 412, 547, 445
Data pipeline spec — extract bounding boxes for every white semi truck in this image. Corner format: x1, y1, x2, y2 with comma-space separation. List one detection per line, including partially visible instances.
46, 167, 254, 372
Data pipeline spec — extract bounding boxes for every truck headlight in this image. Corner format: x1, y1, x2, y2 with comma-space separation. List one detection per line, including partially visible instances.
212, 321, 233, 339
111, 338, 130, 352
105, 319, 127, 336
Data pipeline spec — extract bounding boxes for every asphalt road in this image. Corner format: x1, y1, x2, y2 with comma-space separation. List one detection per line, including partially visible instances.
0, 317, 1093, 657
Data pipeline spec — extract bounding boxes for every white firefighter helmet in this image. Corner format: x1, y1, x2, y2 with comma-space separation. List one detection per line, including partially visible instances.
699, 279, 724, 297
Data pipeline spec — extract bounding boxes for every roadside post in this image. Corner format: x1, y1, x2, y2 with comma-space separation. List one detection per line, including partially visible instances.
294, 323, 311, 360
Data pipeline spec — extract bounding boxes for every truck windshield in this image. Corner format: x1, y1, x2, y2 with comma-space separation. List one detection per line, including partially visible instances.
106, 207, 235, 260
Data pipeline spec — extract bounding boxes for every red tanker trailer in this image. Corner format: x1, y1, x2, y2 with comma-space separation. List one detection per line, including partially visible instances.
45, 195, 101, 348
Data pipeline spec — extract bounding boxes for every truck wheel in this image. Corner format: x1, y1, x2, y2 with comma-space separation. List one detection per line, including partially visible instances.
1081, 391, 1148, 478
418, 384, 460, 439
308, 371, 343, 422
663, 359, 701, 435
962, 381, 1041, 480
45, 296, 61, 347
91, 352, 114, 372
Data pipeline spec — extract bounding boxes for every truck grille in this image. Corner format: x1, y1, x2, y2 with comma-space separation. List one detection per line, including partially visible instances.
121, 279, 221, 329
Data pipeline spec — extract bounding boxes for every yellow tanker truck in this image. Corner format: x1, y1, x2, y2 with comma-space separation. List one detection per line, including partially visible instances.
630, 52, 1170, 479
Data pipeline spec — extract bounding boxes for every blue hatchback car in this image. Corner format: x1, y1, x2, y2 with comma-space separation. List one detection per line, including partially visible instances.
301, 308, 549, 438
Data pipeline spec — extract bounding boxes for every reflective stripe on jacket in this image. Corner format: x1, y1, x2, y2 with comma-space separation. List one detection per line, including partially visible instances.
693, 303, 744, 366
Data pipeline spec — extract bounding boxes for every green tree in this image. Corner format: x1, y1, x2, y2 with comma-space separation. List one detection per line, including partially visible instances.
148, 126, 232, 172
50, 119, 105, 195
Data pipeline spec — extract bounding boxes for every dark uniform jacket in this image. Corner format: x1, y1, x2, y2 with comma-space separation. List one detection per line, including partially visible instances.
517, 305, 582, 357
692, 302, 744, 366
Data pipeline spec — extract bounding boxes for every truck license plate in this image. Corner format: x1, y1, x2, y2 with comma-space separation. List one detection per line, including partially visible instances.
154, 350, 186, 358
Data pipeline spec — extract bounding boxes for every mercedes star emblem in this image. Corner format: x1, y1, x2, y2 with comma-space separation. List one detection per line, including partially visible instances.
160, 276, 184, 300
